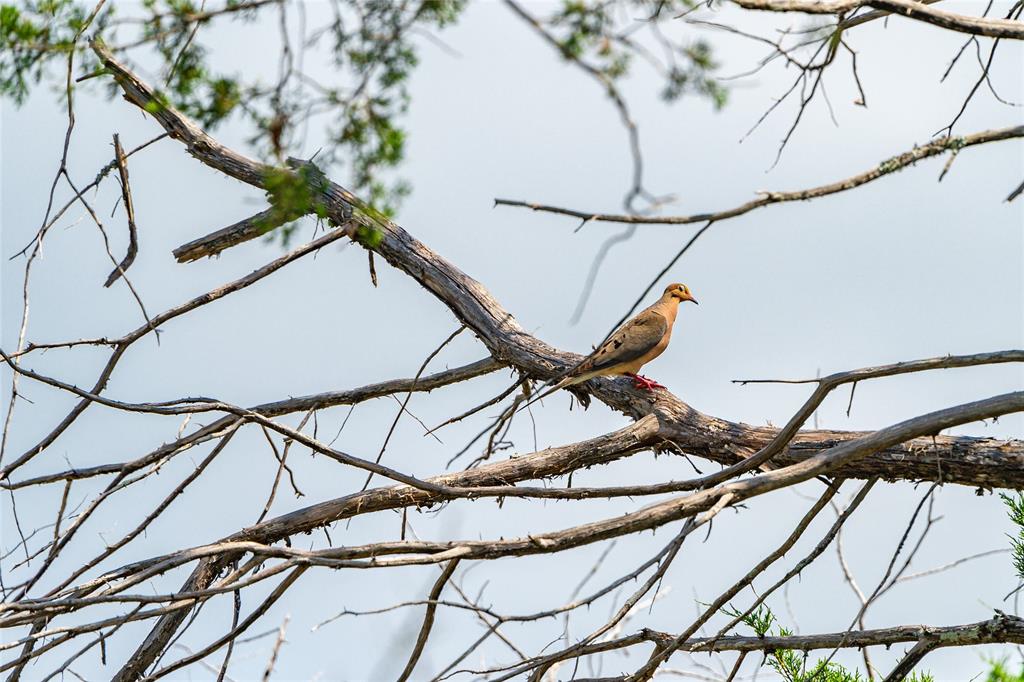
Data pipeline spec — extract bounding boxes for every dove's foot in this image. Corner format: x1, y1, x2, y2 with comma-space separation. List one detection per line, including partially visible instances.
626, 373, 665, 391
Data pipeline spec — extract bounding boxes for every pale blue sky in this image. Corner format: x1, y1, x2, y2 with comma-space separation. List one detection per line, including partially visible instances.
2, 1, 1022, 679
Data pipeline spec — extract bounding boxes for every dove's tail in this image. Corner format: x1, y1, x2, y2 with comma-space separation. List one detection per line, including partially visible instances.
516, 370, 600, 415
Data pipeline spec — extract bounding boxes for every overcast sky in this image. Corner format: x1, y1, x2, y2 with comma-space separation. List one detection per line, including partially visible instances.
2, 1, 1023, 680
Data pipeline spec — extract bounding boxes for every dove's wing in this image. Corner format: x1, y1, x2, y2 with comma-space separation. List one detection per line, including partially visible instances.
574, 309, 669, 376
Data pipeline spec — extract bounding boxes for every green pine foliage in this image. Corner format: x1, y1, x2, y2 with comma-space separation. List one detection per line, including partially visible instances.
985, 657, 1024, 682
721, 603, 935, 682
1001, 492, 1024, 581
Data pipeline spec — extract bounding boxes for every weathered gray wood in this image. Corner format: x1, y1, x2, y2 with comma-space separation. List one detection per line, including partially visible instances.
172, 208, 283, 262
89, 40, 1024, 681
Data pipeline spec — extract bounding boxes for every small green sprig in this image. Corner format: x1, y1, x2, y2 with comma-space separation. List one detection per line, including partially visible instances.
720, 602, 933, 682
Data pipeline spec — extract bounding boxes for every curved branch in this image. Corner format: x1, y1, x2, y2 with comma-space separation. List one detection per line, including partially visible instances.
494, 124, 1024, 225
501, 0, 651, 213
731, 0, 1024, 39
397, 559, 461, 682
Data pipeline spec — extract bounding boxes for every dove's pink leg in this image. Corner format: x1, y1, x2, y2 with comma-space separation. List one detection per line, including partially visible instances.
625, 373, 665, 391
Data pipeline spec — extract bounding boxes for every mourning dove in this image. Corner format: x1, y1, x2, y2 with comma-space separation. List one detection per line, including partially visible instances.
541, 283, 698, 401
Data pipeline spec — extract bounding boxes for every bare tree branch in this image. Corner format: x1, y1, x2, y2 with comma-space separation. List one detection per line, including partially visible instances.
1, 37, 1007, 682
103, 134, 140, 287
397, 559, 461, 682
730, 0, 1024, 39
507, 613, 1024, 663
173, 208, 291, 262
87, 43, 1024, 490
494, 125, 1023, 226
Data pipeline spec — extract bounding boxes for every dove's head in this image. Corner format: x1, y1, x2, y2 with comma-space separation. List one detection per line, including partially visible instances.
664, 283, 698, 305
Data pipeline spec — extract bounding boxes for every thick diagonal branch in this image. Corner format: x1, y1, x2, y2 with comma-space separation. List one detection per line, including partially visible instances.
89, 41, 1024, 490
